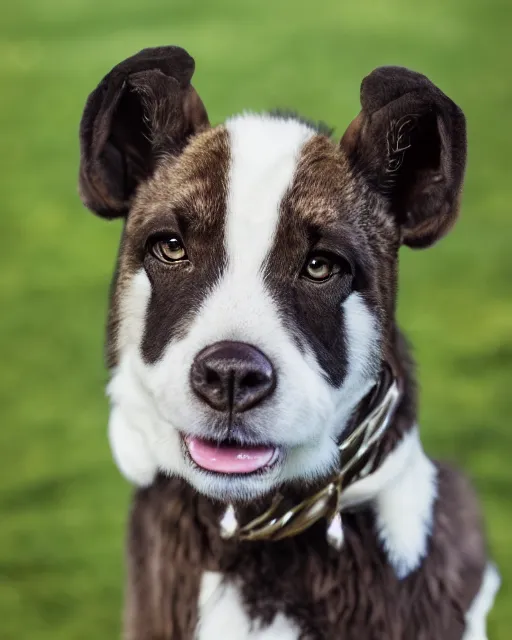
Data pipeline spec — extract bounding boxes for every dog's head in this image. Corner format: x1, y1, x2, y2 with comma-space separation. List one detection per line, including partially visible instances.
79, 47, 466, 502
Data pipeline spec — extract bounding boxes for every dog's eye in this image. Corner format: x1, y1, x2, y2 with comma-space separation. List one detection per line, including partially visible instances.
303, 255, 338, 282
149, 236, 187, 263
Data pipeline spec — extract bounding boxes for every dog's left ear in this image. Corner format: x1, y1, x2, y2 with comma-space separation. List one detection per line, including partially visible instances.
78, 46, 209, 219
341, 67, 466, 248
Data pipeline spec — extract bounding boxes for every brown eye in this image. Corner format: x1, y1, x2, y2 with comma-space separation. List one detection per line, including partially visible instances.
150, 236, 187, 263
303, 255, 337, 282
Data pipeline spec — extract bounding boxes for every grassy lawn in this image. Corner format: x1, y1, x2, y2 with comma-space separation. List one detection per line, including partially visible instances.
0, 0, 510, 637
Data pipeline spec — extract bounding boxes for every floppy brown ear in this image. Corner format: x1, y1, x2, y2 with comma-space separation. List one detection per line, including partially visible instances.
78, 46, 209, 218
341, 66, 466, 248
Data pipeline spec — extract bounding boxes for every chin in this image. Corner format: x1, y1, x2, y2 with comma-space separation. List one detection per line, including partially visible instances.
180, 464, 282, 503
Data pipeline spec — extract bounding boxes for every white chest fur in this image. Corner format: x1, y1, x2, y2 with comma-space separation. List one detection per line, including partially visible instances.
196, 572, 299, 640
462, 563, 500, 640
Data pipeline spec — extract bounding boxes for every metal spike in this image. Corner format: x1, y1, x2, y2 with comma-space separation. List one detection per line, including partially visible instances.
220, 504, 238, 539
327, 513, 344, 550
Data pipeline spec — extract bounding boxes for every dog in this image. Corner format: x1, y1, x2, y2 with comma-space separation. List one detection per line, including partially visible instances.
78, 46, 500, 639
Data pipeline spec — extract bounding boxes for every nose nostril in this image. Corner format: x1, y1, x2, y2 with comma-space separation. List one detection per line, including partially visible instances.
205, 366, 221, 387
241, 371, 268, 389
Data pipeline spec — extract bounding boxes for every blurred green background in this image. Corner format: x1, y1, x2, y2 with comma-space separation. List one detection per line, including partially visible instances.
1, 0, 510, 637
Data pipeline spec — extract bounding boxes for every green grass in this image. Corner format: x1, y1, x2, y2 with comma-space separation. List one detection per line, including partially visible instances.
0, 0, 511, 637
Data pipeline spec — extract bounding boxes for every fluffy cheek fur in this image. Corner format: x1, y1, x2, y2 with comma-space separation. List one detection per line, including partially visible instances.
106, 266, 381, 500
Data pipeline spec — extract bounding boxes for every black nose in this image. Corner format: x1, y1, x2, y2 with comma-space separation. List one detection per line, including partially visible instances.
190, 341, 276, 413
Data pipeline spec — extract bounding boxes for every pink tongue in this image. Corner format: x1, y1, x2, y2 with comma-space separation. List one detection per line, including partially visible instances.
186, 437, 275, 474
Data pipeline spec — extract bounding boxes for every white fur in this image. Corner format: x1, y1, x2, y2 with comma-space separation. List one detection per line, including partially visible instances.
108, 403, 156, 486
196, 572, 299, 640
117, 269, 152, 353
463, 563, 500, 640
226, 113, 313, 276
107, 271, 159, 487
343, 293, 381, 390
322, 426, 436, 578
107, 114, 381, 502
374, 427, 437, 579
339, 426, 424, 509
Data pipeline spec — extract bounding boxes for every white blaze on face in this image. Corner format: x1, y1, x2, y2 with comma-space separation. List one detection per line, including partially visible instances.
107, 115, 380, 499
226, 114, 313, 275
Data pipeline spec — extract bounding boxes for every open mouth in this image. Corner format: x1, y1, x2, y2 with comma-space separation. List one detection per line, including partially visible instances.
183, 435, 280, 475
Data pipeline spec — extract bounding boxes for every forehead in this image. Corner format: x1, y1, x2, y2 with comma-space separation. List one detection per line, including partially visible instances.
130, 114, 364, 235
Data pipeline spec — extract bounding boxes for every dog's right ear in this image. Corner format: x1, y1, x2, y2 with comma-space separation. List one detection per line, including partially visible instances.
341, 67, 466, 249
78, 46, 209, 219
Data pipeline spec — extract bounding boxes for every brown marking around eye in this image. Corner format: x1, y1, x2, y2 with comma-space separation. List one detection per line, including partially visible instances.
262, 134, 402, 384
105, 126, 231, 367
